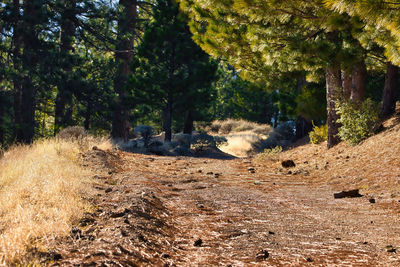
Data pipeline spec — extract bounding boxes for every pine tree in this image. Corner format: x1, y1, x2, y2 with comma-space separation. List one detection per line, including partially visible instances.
179, 0, 367, 147
131, 0, 218, 142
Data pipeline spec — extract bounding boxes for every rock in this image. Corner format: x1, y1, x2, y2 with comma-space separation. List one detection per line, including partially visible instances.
256, 249, 269, 261
194, 238, 203, 247
306, 257, 313, 262
206, 172, 214, 175
387, 245, 396, 253
105, 188, 112, 193
333, 189, 363, 199
282, 160, 296, 168
268, 231, 275, 235
248, 167, 255, 171
254, 181, 261, 185
369, 198, 376, 203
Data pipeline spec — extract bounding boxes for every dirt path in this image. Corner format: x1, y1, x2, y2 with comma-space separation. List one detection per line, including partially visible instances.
50, 150, 400, 266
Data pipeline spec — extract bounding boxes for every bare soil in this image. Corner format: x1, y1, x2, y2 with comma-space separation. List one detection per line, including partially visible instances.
44, 140, 400, 266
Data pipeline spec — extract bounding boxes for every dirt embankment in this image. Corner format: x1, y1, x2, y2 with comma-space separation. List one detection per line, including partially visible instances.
46, 131, 400, 266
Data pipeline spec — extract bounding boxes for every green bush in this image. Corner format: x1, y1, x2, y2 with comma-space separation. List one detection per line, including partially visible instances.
309, 123, 328, 144
336, 98, 380, 146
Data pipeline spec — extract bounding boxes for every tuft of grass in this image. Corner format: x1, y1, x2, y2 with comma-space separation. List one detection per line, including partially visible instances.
207, 119, 272, 137
0, 137, 111, 265
256, 146, 283, 162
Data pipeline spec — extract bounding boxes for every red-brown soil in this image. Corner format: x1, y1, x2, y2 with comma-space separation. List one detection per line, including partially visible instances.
47, 135, 400, 266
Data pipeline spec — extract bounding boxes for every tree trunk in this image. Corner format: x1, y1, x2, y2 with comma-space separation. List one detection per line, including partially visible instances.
326, 65, 342, 149
295, 75, 312, 139
0, 92, 4, 145
20, 0, 41, 143
84, 99, 92, 130
342, 69, 352, 100
112, 0, 137, 140
165, 99, 172, 142
381, 62, 399, 117
351, 60, 367, 103
183, 110, 194, 134
12, 0, 23, 142
55, 0, 76, 134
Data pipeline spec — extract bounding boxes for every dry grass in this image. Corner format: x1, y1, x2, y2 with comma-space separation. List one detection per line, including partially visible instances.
208, 119, 272, 157
265, 108, 400, 195
0, 137, 112, 265
219, 134, 265, 157
208, 119, 272, 137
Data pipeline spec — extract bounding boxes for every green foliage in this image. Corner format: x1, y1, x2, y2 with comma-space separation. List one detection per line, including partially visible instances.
296, 84, 327, 123
309, 124, 328, 144
336, 99, 380, 145
131, 0, 218, 137
213, 65, 278, 124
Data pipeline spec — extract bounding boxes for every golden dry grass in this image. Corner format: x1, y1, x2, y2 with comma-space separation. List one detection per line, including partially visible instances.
0, 137, 112, 265
271, 112, 400, 194
219, 133, 266, 157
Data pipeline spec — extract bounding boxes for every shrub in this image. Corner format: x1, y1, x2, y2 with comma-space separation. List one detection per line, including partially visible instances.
309, 123, 328, 144
190, 133, 216, 152
134, 125, 154, 147
57, 126, 87, 140
336, 98, 380, 145
207, 119, 272, 136
257, 146, 282, 161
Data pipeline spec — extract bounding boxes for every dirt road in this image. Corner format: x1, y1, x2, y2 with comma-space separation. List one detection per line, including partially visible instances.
50, 150, 400, 266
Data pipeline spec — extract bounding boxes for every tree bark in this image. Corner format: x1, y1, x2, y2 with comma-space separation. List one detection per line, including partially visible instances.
183, 110, 194, 135
295, 75, 312, 139
326, 65, 342, 149
381, 62, 399, 117
342, 69, 352, 100
112, 0, 137, 140
12, 0, 23, 142
20, 0, 42, 143
165, 96, 172, 142
84, 99, 92, 130
0, 92, 4, 145
351, 60, 367, 103
55, 0, 76, 134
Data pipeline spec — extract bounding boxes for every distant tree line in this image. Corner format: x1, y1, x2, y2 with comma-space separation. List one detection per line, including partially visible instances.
1, 0, 398, 147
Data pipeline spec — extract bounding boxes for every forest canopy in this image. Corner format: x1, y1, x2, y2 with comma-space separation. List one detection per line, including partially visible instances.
0, 0, 398, 148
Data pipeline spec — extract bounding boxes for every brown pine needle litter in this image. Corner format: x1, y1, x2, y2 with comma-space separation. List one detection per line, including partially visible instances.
0, 137, 112, 265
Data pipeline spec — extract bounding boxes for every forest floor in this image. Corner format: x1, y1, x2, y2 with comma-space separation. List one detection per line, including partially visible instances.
39, 107, 400, 266
46, 119, 400, 266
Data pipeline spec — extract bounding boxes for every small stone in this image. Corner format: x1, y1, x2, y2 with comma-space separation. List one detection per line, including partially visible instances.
306, 257, 313, 262
194, 238, 203, 247
198, 169, 202, 173
92, 146, 98, 150
369, 198, 376, 203
254, 181, 261, 185
387, 246, 397, 253
105, 188, 112, 193
268, 231, 275, 235
333, 189, 363, 199
248, 167, 255, 171
256, 249, 269, 261
162, 253, 170, 258
206, 172, 213, 175
281, 160, 296, 168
